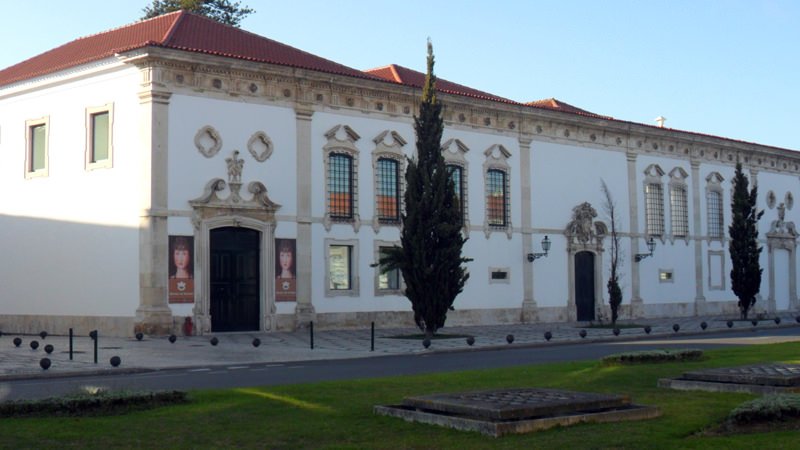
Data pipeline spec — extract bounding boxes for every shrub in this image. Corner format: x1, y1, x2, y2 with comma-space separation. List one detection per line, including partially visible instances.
602, 348, 704, 365
0, 390, 188, 418
728, 394, 800, 425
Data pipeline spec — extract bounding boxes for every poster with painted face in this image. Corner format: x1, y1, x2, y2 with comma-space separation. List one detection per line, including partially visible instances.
168, 235, 194, 303
275, 238, 296, 302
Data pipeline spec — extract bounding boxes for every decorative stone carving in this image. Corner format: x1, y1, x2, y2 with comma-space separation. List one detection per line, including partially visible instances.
195, 126, 222, 158
191, 150, 280, 224
247, 131, 273, 162
767, 190, 776, 209
768, 202, 797, 237
564, 202, 607, 251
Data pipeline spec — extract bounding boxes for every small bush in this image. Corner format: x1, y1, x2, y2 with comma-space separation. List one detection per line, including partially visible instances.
728, 394, 800, 425
0, 390, 188, 418
602, 348, 704, 365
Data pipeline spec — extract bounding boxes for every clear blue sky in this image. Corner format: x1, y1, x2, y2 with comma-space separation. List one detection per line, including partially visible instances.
2, 1, 798, 150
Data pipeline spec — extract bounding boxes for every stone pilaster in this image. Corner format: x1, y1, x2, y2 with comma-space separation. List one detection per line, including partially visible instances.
518, 137, 537, 322
690, 159, 706, 314
626, 151, 643, 317
135, 83, 173, 335
294, 106, 316, 326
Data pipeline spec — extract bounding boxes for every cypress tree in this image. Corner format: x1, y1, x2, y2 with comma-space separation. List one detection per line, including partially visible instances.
729, 162, 764, 319
378, 41, 470, 338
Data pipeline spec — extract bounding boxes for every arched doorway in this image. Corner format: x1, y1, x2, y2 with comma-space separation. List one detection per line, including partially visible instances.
210, 227, 260, 332
575, 251, 595, 321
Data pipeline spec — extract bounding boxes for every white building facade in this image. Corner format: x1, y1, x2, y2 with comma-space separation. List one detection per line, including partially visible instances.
1, 12, 798, 336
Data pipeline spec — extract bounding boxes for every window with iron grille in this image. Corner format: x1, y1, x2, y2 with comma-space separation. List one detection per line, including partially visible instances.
707, 190, 723, 238
670, 185, 688, 237
487, 169, 507, 227
328, 153, 353, 219
447, 164, 464, 223
645, 183, 664, 236
376, 158, 399, 223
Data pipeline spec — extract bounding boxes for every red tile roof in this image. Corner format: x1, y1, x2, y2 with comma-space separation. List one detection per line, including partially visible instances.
0, 11, 376, 87
526, 98, 612, 120
365, 64, 516, 104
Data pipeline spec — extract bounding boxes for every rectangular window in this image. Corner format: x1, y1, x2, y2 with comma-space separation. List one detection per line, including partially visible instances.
707, 191, 723, 238
377, 246, 400, 290
90, 111, 109, 162
376, 158, 399, 223
328, 245, 352, 290
29, 124, 46, 172
328, 154, 353, 219
487, 169, 507, 227
670, 185, 688, 237
645, 183, 664, 236
447, 165, 464, 223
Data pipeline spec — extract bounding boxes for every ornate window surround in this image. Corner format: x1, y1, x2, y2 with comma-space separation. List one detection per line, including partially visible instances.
668, 167, 689, 243
323, 125, 361, 232
483, 144, 512, 238
442, 138, 470, 231
24, 116, 49, 179
85, 103, 114, 171
708, 249, 726, 290
643, 163, 665, 240
325, 238, 360, 297
705, 172, 725, 242
373, 239, 403, 296
371, 130, 407, 232
247, 131, 273, 162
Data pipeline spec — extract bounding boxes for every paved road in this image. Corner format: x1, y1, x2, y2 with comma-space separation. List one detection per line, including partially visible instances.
2, 327, 797, 401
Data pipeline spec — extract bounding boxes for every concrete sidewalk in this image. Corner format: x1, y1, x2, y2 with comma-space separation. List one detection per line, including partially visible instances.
1, 314, 798, 380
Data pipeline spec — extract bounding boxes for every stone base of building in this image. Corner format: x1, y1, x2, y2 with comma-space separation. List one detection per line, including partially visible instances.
0, 314, 136, 338
1, 298, 767, 337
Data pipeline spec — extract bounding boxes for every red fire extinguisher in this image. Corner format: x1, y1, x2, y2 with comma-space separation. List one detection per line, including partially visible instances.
183, 316, 194, 336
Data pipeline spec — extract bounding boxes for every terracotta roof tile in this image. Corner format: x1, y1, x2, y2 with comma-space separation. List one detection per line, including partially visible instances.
0, 11, 376, 87
526, 98, 612, 119
365, 64, 516, 104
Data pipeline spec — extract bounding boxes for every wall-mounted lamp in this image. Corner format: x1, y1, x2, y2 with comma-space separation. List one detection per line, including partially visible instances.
527, 235, 551, 262
635, 237, 657, 262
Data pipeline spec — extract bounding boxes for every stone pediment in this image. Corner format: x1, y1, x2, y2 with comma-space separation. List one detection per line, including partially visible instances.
190, 150, 280, 226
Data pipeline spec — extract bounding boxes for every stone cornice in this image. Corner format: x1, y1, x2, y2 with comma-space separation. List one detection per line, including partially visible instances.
117, 47, 800, 176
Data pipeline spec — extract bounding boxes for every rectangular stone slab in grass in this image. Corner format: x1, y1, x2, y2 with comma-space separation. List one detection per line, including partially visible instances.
401, 388, 631, 421
659, 363, 800, 394
374, 388, 661, 437
680, 363, 800, 386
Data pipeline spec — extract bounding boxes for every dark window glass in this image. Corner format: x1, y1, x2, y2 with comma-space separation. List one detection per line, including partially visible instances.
487, 169, 507, 227
376, 158, 399, 223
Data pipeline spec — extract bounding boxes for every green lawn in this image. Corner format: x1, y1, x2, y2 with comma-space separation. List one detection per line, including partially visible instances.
1, 342, 798, 449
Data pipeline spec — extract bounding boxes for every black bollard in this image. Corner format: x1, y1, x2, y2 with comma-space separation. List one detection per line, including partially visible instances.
252, 338, 261, 348
544, 331, 552, 341
672, 324, 680, 333
466, 336, 475, 346
136, 332, 144, 341
506, 334, 514, 344
310, 321, 314, 350
93, 330, 98, 364
371, 322, 375, 352
210, 337, 219, 346
39, 331, 47, 340
110, 356, 121, 367
169, 334, 177, 344
727, 320, 734, 328
44, 344, 54, 354
644, 325, 652, 334
40, 358, 51, 370
30, 340, 39, 350
613, 328, 620, 336
422, 338, 431, 349
579, 329, 587, 338
69, 328, 73, 360
13, 337, 22, 347
774, 317, 781, 325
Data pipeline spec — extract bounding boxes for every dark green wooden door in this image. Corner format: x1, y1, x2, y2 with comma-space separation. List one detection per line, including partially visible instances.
210, 227, 260, 332
575, 251, 595, 321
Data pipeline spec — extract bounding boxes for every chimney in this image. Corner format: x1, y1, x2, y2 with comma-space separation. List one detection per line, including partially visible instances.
655, 116, 666, 128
